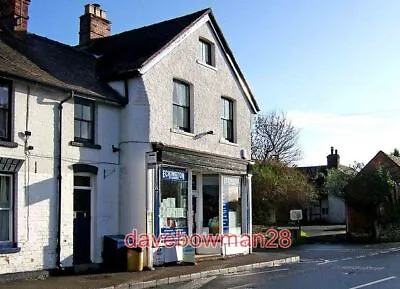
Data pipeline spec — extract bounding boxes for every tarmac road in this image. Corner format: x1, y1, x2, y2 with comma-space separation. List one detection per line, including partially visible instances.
160, 243, 400, 289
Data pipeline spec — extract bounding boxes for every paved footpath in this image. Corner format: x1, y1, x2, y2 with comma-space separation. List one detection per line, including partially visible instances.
0, 252, 299, 289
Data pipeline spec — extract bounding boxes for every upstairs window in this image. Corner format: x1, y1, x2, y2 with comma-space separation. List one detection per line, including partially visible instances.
173, 80, 190, 132
199, 39, 213, 66
0, 81, 11, 141
74, 97, 95, 144
221, 97, 234, 142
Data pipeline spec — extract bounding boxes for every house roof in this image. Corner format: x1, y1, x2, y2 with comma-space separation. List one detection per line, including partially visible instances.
81, 8, 260, 112
363, 151, 400, 181
0, 29, 124, 104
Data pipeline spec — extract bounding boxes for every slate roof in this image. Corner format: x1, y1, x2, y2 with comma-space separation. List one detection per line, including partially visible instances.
82, 9, 210, 79
0, 8, 259, 110
0, 29, 124, 104
81, 8, 260, 112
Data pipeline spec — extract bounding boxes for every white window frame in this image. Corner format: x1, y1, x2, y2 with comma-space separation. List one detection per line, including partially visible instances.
0, 173, 13, 244
221, 97, 235, 143
172, 80, 191, 132
199, 38, 215, 67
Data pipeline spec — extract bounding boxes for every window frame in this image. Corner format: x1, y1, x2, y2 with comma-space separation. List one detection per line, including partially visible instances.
74, 97, 95, 144
0, 80, 12, 142
0, 173, 13, 245
172, 80, 191, 133
199, 38, 214, 66
221, 97, 234, 143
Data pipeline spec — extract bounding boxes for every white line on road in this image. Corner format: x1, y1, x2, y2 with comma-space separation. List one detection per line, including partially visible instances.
227, 283, 255, 289
317, 259, 338, 265
228, 268, 289, 277
174, 277, 217, 289
348, 276, 397, 289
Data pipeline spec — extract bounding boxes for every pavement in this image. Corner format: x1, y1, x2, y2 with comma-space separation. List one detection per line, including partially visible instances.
0, 252, 299, 289
156, 242, 400, 289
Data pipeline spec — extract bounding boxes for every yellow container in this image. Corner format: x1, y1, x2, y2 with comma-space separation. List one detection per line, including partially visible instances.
127, 248, 143, 272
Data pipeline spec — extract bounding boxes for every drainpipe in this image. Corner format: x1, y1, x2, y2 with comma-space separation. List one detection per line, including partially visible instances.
56, 91, 74, 270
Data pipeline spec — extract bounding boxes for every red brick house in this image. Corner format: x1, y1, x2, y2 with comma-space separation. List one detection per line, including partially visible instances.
347, 151, 400, 240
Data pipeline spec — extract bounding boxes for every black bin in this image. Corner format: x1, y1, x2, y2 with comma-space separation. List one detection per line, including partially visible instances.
103, 235, 127, 272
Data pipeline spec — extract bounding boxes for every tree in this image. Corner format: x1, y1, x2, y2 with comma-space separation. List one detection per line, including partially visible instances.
252, 160, 316, 224
345, 167, 395, 212
392, 149, 400, 157
324, 168, 356, 198
251, 111, 302, 165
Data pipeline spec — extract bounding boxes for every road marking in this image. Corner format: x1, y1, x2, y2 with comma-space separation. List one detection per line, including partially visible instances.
175, 277, 217, 289
227, 283, 255, 289
339, 266, 384, 271
317, 259, 338, 265
348, 276, 397, 289
355, 255, 365, 259
341, 257, 353, 261
228, 268, 289, 277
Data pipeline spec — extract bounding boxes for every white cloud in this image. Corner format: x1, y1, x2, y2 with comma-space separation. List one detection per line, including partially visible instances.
287, 110, 400, 167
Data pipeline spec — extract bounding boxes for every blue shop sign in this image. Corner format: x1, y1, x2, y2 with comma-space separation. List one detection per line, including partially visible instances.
161, 168, 187, 182
160, 227, 188, 238
223, 202, 229, 233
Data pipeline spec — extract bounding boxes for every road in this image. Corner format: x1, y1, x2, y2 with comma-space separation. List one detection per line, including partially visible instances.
160, 243, 400, 289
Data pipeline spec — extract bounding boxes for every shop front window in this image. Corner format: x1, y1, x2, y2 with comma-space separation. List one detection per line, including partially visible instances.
159, 167, 188, 237
222, 176, 241, 235
203, 175, 219, 235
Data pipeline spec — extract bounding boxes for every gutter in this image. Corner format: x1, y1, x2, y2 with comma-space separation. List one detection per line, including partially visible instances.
55, 91, 74, 270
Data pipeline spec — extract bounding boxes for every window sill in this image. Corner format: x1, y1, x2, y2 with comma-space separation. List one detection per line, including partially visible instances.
219, 138, 239, 147
170, 128, 195, 137
196, 60, 217, 71
0, 140, 18, 148
69, 141, 101, 150
0, 246, 21, 254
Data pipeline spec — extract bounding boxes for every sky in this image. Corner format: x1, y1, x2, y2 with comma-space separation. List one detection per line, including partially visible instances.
28, 1, 400, 167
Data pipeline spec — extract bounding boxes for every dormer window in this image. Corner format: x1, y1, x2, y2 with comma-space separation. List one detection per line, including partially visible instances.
199, 39, 214, 66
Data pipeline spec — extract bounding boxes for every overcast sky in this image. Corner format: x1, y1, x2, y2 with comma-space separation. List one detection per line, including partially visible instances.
29, 1, 400, 166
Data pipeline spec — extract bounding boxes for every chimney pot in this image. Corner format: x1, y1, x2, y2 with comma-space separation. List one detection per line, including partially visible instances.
330, 146, 334, 155
335, 149, 338, 155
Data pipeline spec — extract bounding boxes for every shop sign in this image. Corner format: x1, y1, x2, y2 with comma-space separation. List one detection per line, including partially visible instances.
160, 227, 188, 238
161, 168, 187, 181
223, 202, 229, 233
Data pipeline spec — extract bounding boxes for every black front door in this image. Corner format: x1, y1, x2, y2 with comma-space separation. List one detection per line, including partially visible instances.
73, 181, 91, 264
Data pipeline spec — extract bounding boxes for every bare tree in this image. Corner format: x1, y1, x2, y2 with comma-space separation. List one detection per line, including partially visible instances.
251, 111, 302, 165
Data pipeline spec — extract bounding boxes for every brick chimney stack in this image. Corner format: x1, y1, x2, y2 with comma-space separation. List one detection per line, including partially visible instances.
327, 146, 340, 169
0, 0, 31, 32
79, 4, 111, 45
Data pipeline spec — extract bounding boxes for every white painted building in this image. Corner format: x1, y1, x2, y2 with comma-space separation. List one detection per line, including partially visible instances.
0, 2, 259, 276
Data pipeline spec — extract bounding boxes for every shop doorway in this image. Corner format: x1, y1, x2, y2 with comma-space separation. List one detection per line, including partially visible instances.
202, 175, 219, 235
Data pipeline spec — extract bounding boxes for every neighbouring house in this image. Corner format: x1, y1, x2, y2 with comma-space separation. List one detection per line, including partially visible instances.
0, 1, 259, 276
347, 151, 400, 240
298, 147, 347, 224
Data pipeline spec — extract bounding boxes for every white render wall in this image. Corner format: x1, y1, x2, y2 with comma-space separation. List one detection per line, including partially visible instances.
143, 21, 254, 159
0, 81, 120, 274
118, 77, 151, 235
117, 20, 256, 237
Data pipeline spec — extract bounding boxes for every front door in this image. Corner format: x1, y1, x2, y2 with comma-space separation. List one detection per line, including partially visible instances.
73, 176, 91, 264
